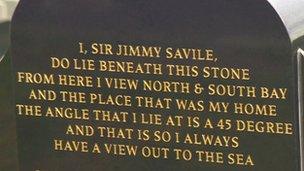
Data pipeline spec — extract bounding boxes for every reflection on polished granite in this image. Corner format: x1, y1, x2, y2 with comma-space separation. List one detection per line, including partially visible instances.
0, 21, 18, 171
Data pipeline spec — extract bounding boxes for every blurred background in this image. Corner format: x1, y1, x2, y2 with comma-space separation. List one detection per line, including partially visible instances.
0, 0, 19, 170
0, 0, 18, 58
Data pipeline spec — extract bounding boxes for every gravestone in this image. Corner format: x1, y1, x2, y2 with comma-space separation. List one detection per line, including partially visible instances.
10, 0, 304, 170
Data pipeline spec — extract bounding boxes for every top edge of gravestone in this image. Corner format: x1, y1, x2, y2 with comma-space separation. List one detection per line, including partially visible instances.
268, 0, 304, 51
10, 0, 302, 53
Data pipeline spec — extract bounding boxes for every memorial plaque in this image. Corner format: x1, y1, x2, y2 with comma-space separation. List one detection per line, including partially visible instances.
11, 0, 304, 170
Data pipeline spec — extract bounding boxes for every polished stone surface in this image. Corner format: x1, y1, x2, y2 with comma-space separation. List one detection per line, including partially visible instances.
9, 1, 304, 170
